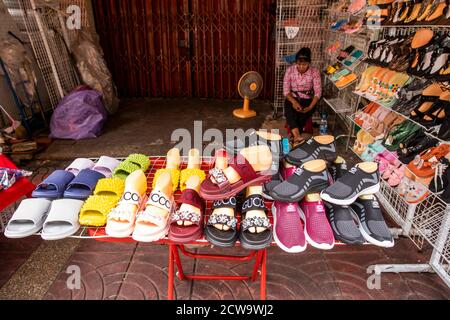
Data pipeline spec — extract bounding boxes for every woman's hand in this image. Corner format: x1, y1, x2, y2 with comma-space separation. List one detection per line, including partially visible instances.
292, 101, 302, 112
300, 105, 314, 113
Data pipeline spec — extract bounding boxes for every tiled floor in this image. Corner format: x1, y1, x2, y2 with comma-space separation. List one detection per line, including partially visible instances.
38, 239, 450, 300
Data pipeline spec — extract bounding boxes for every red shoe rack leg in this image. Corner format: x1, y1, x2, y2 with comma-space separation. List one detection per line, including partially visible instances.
167, 244, 268, 300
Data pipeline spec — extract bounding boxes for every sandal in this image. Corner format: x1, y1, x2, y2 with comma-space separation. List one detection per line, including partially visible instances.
205, 197, 239, 247
425, 0, 447, 21
179, 149, 206, 191
200, 148, 273, 201
153, 148, 181, 192
105, 170, 147, 238
239, 189, 273, 250
168, 179, 205, 243
114, 154, 150, 180
79, 195, 120, 227
132, 171, 175, 242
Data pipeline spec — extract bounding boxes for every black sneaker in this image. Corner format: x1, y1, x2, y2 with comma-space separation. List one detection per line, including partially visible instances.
224, 130, 282, 174
350, 196, 394, 248
262, 173, 283, 201
270, 161, 330, 203
285, 137, 337, 166
324, 202, 365, 245
328, 159, 349, 183
321, 164, 380, 206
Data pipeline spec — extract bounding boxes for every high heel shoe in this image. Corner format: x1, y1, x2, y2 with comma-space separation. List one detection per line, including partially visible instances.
409, 83, 445, 120
416, 98, 447, 128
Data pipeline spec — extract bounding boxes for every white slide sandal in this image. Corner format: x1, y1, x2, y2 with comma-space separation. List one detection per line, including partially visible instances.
41, 199, 84, 241
66, 158, 95, 176
93, 156, 121, 178
4, 199, 52, 239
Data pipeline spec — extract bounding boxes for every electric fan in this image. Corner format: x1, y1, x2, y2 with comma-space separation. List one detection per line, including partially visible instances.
233, 71, 263, 119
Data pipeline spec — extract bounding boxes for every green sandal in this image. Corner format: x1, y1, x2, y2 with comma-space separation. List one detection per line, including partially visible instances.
114, 162, 141, 180
126, 154, 150, 172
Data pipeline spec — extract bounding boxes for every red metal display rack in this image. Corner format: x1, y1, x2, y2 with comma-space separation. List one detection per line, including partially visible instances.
87, 156, 274, 300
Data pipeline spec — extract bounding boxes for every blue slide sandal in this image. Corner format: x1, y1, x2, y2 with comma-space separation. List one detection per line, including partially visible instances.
32, 170, 75, 199
63, 169, 105, 200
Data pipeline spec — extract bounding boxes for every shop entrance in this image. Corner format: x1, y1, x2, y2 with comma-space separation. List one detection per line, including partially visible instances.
91, 0, 276, 99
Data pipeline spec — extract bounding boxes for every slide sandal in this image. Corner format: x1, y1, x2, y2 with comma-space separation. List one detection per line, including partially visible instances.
66, 158, 95, 176
114, 161, 141, 180
4, 198, 52, 239
79, 195, 120, 227
94, 178, 125, 197
32, 170, 75, 199
179, 149, 206, 191
200, 153, 272, 201
126, 154, 150, 172
63, 169, 106, 200
41, 199, 84, 240
204, 197, 239, 248
93, 156, 121, 178
168, 188, 205, 243
105, 170, 147, 238
239, 193, 272, 250
153, 148, 181, 192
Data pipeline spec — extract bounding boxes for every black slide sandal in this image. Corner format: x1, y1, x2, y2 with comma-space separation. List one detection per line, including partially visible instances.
204, 197, 239, 247
239, 194, 273, 250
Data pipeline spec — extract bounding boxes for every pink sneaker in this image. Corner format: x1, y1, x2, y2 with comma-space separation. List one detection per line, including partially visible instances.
300, 195, 335, 250
272, 202, 307, 253
282, 164, 297, 180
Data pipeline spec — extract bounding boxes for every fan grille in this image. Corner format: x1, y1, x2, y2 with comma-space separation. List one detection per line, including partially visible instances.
238, 71, 263, 99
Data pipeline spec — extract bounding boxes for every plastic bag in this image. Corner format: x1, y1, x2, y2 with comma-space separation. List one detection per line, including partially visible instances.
50, 88, 107, 140
71, 29, 120, 115
0, 168, 32, 191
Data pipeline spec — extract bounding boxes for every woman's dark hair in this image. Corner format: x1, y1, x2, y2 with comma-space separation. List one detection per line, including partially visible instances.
296, 47, 312, 63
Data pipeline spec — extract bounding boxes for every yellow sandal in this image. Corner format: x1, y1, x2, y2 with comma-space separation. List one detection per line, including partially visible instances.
153, 148, 181, 192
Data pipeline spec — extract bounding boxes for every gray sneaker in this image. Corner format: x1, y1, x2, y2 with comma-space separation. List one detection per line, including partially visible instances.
350, 196, 394, 248
321, 165, 380, 206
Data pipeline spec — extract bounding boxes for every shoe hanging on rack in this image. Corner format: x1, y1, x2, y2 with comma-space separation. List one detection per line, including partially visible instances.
404, 0, 424, 23
425, 0, 448, 22
425, 35, 450, 78
416, 91, 450, 129
409, 83, 445, 121
416, 0, 436, 21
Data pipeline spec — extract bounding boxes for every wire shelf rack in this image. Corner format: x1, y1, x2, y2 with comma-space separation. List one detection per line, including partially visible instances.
273, 0, 328, 118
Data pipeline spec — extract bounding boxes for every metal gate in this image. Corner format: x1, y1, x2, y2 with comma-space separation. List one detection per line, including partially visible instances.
91, 0, 276, 99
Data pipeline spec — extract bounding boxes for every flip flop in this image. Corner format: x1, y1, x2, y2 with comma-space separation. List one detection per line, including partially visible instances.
93, 156, 121, 178
4, 198, 52, 239
200, 153, 272, 201
63, 169, 105, 200
94, 178, 125, 197
105, 170, 148, 238
65, 158, 95, 176
32, 170, 75, 199
41, 199, 84, 240
168, 188, 205, 243
204, 197, 239, 247
239, 193, 272, 250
